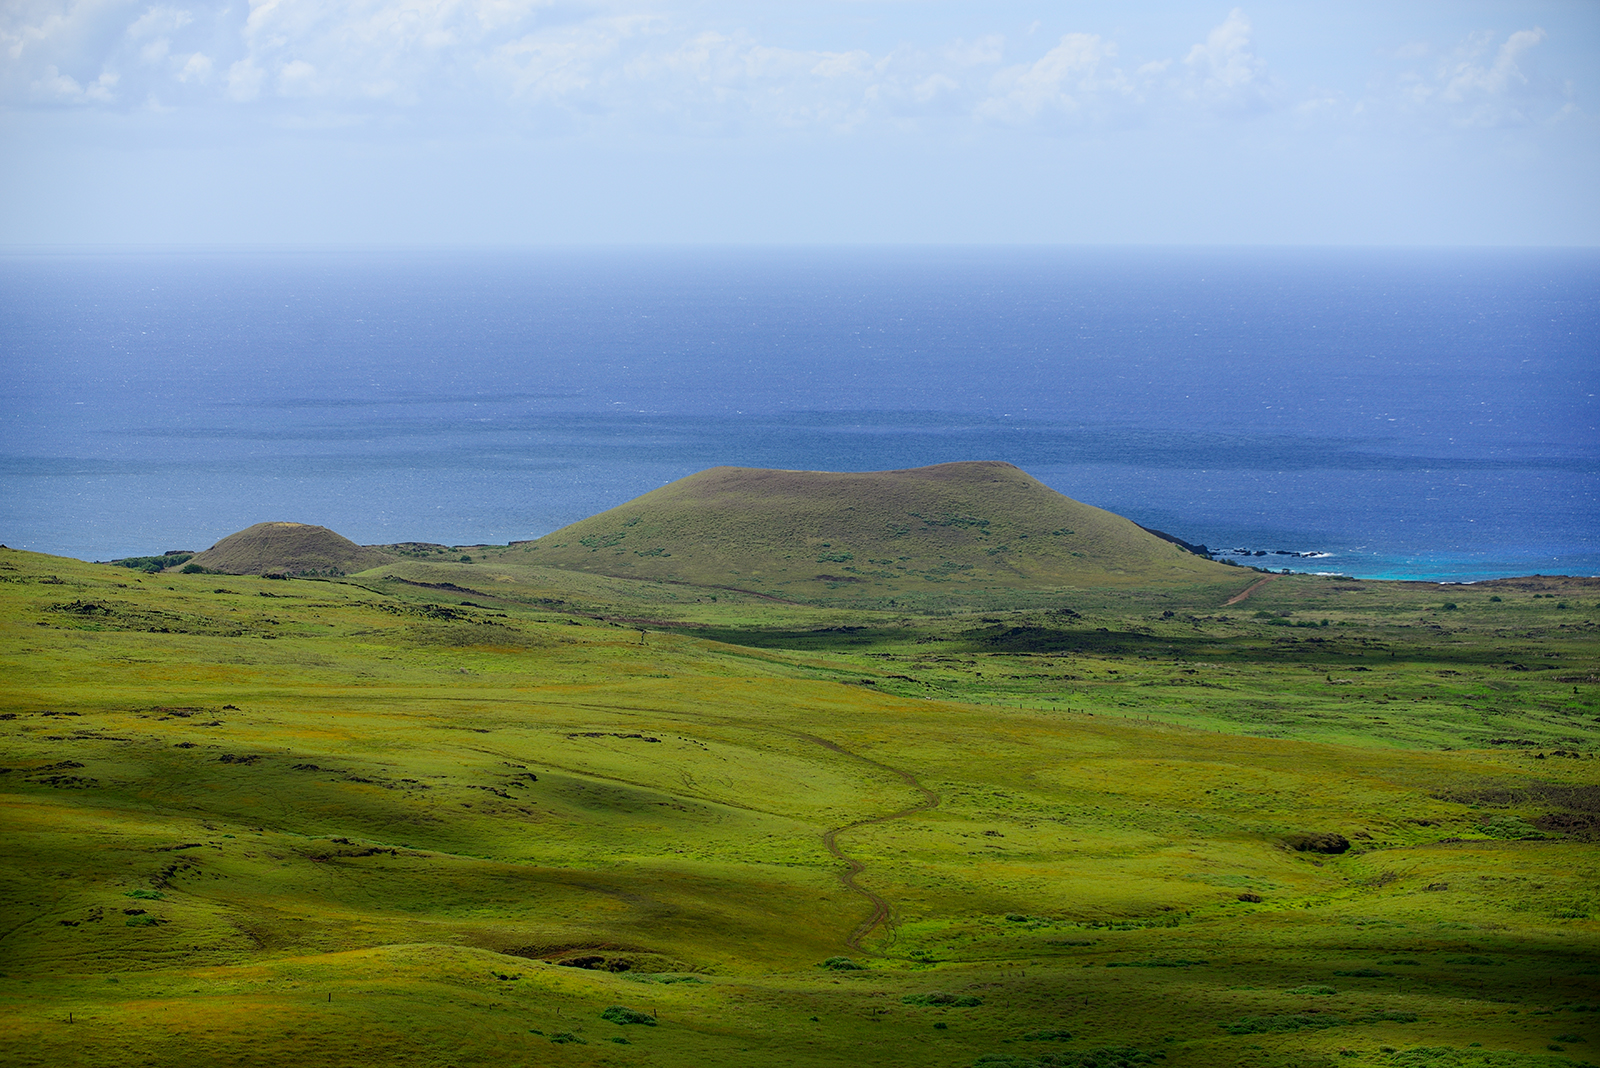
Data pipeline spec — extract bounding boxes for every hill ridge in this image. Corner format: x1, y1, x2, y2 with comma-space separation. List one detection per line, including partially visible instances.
513, 461, 1230, 598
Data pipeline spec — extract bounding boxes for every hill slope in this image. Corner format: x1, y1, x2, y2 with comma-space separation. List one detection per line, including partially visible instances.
515, 462, 1231, 598
187, 522, 394, 576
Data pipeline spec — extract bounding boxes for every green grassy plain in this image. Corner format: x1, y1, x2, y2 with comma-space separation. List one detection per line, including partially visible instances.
2, 545, 1597, 1068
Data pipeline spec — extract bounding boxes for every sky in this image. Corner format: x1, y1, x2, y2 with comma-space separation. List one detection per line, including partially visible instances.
1, 0, 1597, 246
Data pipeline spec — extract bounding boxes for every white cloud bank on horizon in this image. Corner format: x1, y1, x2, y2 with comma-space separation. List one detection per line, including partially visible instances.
0, 1, 1595, 245
3, 2, 1575, 130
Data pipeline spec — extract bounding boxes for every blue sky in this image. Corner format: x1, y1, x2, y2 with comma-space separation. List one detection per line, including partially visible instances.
2, 1, 1596, 245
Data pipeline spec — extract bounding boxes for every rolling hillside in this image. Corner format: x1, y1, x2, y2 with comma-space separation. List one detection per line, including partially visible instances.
515, 462, 1232, 599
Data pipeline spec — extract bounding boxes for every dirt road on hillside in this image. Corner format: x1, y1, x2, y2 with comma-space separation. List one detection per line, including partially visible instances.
1225, 575, 1276, 605
796, 734, 941, 949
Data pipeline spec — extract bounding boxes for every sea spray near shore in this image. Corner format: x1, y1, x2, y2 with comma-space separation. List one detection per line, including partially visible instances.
1, 247, 1595, 579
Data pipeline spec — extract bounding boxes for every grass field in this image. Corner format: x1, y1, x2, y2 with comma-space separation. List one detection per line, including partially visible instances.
2, 544, 1597, 1068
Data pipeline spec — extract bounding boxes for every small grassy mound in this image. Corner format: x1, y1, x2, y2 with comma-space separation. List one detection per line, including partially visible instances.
600, 1005, 657, 1026
186, 522, 394, 576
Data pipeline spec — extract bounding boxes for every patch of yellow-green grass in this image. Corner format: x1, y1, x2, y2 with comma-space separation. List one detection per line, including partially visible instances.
2, 547, 1597, 1067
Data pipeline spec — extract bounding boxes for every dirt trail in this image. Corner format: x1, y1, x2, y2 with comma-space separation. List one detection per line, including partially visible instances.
794, 733, 940, 949
1225, 574, 1276, 605
527, 700, 940, 950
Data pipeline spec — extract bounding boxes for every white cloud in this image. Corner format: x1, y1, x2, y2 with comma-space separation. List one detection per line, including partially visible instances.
32, 62, 118, 101
178, 50, 211, 81
488, 16, 652, 104
1379, 26, 1567, 128
0, 0, 1587, 154
1438, 27, 1545, 116
226, 56, 262, 99
979, 33, 1127, 124
0, 4, 1299, 131
809, 50, 872, 79
945, 35, 1002, 68
1181, 7, 1272, 111
912, 72, 957, 104
276, 57, 317, 95
127, 5, 192, 38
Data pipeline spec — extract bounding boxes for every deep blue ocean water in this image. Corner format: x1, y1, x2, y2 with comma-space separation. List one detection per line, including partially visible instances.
1, 247, 1595, 581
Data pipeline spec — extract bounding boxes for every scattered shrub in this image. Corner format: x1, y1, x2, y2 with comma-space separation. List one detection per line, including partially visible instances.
600, 1005, 656, 1026
115, 554, 194, 573
1221, 1013, 1346, 1035
904, 992, 983, 1007
1478, 815, 1543, 840
974, 1047, 1162, 1067
1286, 984, 1338, 995
548, 1032, 584, 1044
1023, 1029, 1075, 1041
1333, 969, 1389, 978
1237, 892, 1262, 903
1283, 832, 1351, 854
820, 956, 864, 971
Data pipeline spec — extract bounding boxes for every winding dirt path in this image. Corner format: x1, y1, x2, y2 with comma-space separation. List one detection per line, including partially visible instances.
1224, 574, 1276, 605
524, 699, 941, 951
793, 733, 940, 949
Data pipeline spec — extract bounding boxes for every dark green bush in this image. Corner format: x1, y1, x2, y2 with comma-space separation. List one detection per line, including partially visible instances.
975, 1047, 1162, 1067
1221, 1013, 1346, 1034
904, 992, 983, 1007
600, 1005, 656, 1026
114, 553, 193, 573
819, 956, 864, 971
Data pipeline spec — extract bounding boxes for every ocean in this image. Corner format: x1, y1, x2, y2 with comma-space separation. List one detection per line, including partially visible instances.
1, 247, 1595, 581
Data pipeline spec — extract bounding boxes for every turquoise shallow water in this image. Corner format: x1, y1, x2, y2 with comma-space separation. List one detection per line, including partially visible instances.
1, 247, 1595, 580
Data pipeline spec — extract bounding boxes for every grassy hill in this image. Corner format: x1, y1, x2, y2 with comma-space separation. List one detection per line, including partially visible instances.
186, 522, 395, 577
2, 540, 1596, 1068
516, 462, 1232, 601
